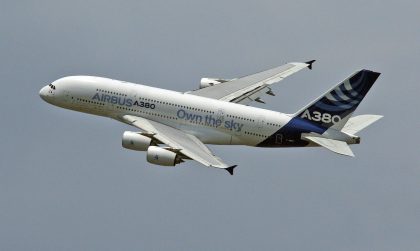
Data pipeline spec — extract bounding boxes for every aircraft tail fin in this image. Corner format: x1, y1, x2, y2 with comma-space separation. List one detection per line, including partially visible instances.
304, 136, 355, 157
342, 115, 383, 134
294, 70, 381, 130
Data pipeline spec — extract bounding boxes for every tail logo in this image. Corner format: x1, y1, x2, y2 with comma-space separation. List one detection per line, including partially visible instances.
296, 69, 380, 129
314, 72, 368, 113
301, 110, 342, 125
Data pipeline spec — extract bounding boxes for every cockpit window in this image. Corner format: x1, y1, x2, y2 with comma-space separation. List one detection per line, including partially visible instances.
48, 84, 56, 90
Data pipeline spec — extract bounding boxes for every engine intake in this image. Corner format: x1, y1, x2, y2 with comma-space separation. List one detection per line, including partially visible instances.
146, 146, 182, 166
122, 131, 152, 151
199, 78, 230, 89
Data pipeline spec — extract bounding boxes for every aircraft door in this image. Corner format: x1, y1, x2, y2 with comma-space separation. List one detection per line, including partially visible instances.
63, 90, 72, 103
275, 134, 283, 144
216, 108, 225, 122
256, 115, 266, 129
216, 108, 233, 144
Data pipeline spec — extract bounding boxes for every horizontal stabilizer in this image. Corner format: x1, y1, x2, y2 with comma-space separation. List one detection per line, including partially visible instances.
342, 115, 383, 134
304, 136, 355, 157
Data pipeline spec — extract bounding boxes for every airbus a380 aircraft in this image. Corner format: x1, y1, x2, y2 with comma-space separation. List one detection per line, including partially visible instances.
40, 61, 382, 175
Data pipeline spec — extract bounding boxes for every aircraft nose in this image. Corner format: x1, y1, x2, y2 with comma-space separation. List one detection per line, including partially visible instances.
39, 86, 49, 101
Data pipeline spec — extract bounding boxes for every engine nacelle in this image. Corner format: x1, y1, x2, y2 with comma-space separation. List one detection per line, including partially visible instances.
199, 78, 230, 89
122, 131, 152, 151
146, 146, 181, 166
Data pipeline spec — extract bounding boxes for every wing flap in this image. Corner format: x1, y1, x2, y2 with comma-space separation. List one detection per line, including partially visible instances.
304, 136, 355, 157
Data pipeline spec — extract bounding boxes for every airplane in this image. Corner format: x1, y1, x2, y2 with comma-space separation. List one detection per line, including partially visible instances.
39, 60, 382, 175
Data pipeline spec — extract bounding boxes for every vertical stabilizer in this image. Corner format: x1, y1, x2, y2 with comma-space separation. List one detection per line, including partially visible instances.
295, 70, 381, 130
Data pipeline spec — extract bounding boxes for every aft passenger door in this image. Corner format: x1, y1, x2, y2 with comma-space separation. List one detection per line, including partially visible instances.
275, 134, 283, 144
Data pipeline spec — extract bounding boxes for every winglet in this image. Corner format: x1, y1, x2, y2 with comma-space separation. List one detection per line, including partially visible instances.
225, 165, 237, 175
305, 60, 316, 70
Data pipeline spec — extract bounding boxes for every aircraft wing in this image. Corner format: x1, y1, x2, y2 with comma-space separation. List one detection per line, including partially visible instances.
188, 60, 315, 105
120, 115, 236, 174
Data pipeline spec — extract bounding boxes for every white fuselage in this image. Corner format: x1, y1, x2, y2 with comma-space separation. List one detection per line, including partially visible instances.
39, 76, 293, 146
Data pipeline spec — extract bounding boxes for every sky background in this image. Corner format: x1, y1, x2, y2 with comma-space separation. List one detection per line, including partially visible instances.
1, 0, 419, 250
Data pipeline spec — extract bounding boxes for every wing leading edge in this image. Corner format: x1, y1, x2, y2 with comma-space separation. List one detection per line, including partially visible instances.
120, 115, 236, 174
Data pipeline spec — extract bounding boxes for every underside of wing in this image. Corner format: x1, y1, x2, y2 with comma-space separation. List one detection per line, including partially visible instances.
188, 60, 315, 105
119, 115, 236, 174
304, 136, 355, 157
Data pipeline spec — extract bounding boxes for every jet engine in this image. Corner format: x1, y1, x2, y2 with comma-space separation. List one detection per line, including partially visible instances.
122, 131, 153, 151
146, 146, 183, 166
199, 78, 230, 89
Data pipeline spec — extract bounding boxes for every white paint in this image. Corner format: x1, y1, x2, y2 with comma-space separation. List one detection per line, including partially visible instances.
39, 76, 292, 147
